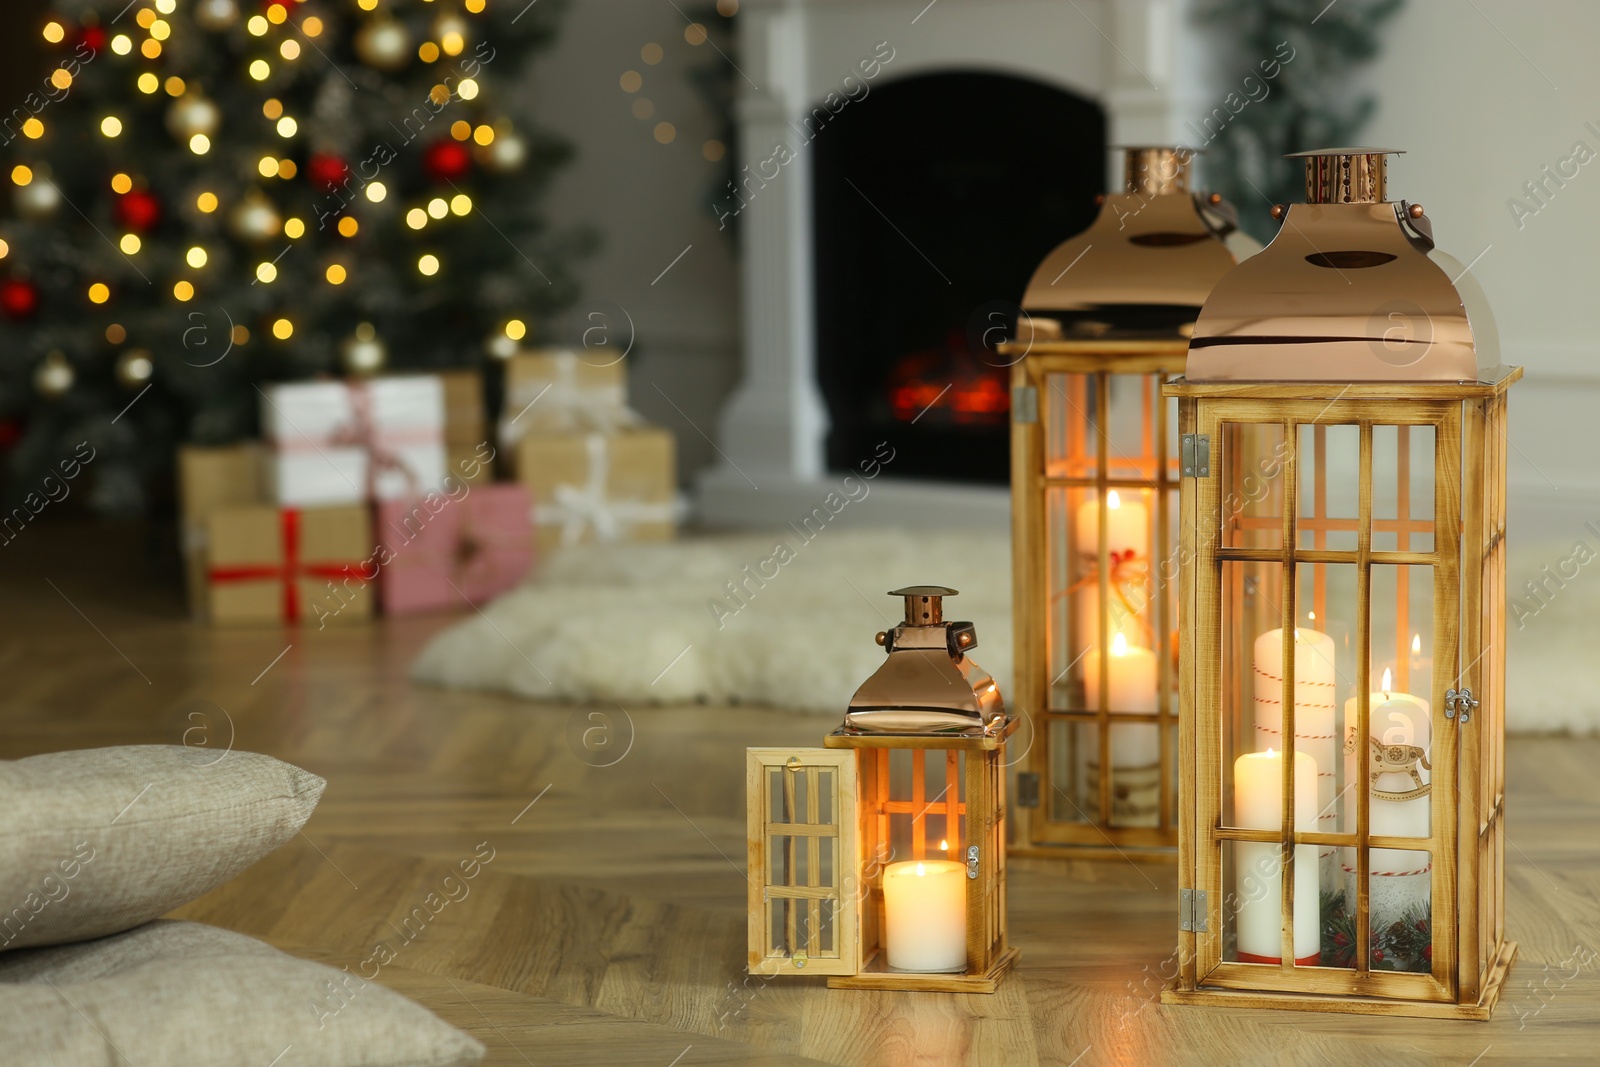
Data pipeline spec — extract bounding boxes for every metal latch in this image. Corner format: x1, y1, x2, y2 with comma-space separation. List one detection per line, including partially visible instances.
1012, 386, 1038, 424
1016, 772, 1040, 809
1445, 687, 1478, 724
966, 845, 980, 880
1181, 433, 1211, 477
1180, 888, 1208, 932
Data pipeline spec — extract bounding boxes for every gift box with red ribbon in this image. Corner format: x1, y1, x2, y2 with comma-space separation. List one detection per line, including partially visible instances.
260, 377, 448, 506
205, 504, 375, 625
374, 483, 533, 615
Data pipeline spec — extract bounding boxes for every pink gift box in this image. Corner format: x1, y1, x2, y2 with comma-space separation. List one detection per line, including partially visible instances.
376, 483, 533, 615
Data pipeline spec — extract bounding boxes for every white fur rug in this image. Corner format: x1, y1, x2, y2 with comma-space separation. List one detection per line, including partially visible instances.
411, 529, 1596, 734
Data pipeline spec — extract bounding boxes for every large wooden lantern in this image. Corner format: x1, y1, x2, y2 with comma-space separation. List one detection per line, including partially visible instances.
747, 587, 1018, 992
1161, 149, 1519, 1018
1002, 147, 1254, 857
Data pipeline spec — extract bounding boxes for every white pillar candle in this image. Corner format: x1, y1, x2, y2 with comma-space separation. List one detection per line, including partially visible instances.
882, 859, 967, 972
1073, 489, 1149, 561
1085, 632, 1159, 765
1234, 748, 1322, 964
1254, 628, 1338, 860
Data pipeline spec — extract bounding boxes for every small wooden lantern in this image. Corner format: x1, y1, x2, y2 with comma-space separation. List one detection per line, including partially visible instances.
1161, 149, 1519, 1018
747, 587, 1018, 992
1001, 147, 1253, 857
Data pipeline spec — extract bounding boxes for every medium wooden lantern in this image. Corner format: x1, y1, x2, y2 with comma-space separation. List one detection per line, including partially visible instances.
747, 587, 1018, 992
1161, 149, 1519, 1018
1002, 147, 1254, 857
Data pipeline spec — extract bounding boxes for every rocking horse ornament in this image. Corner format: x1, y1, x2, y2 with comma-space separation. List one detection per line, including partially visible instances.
1347, 730, 1433, 802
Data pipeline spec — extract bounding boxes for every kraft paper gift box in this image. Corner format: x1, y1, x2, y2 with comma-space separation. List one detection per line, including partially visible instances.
375, 483, 533, 615
205, 504, 374, 626
260, 377, 447, 506
515, 426, 678, 554
178, 443, 264, 620
498, 349, 641, 474
438, 369, 486, 448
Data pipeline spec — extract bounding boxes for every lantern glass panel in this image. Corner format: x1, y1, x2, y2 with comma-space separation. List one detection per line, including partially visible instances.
1047, 720, 1096, 824
880, 749, 965, 862
1295, 423, 1361, 553
1222, 421, 1285, 551
1368, 424, 1437, 554
1219, 838, 1323, 967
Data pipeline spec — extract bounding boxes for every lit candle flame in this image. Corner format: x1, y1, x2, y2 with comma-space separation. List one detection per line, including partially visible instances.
1412, 633, 1422, 655
1308, 610, 1316, 621
1265, 747, 1276, 757
1107, 489, 1121, 510
939, 839, 948, 852
915, 862, 926, 877
1111, 632, 1129, 656
1381, 667, 1392, 698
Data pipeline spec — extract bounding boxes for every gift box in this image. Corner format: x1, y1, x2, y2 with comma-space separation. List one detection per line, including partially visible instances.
498, 349, 640, 473
260, 377, 447, 506
516, 427, 678, 553
178, 443, 264, 620
446, 443, 495, 487
205, 504, 375, 625
375, 483, 533, 615
438, 369, 486, 448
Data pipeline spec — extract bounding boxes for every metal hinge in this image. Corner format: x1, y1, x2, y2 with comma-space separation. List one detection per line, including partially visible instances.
1016, 772, 1040, 809
966, 844, 980, 880
1445, 687, 1478, 724
1181, 433, 1211, 477
1180, 888, 1208, 932
1012, 386, 1038, 424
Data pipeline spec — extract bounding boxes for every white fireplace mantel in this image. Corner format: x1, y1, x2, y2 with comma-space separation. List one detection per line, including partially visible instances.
698, 0, 1204, 529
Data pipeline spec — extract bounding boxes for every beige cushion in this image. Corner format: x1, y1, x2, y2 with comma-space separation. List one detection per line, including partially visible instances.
0, 746, 325, 951
0, 920, 485, 1066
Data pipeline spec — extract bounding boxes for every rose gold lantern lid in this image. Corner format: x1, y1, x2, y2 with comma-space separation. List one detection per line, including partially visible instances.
1185, 148, 1499, 382
844, 586, 1007, 735
1016, 147, 1254, 342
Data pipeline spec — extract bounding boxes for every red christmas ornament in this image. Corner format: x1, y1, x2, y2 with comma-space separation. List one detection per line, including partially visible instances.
422, 139, 471, 183
307, 152, 350, 193
0, 419, 20, 448
0, 278, 38, 319
115, 189, 161, 233
78, 25, 108, 54
1422, 944, 1432, 962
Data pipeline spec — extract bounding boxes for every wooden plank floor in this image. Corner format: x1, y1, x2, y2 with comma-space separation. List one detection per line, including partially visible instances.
3, 522, 1598, 1066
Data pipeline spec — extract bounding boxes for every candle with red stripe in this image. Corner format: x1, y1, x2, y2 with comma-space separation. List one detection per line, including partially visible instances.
1253, 626, 1337, 874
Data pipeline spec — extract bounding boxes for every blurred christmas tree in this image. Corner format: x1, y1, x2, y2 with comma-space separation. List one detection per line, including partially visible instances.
1, 0, 587, 514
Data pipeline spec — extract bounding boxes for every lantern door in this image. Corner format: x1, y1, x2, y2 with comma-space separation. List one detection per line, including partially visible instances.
746, 748, 861, 977
1180, 396, 1463, 1002
1011, 345, 1186, 855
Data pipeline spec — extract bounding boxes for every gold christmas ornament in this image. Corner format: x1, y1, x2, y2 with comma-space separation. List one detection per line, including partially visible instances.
166, 94, 221, 141
228, 190, 281, 243
194, 0, 239, 30
15, 176, 60, 218
476, 128, 526, 173
33, 350, 73, 397
355, 18, 410, 71
115, 348, 155, 389
340, 322, 387, 376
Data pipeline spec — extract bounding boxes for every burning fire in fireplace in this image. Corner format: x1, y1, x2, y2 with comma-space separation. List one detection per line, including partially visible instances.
887, 329, 1010, 426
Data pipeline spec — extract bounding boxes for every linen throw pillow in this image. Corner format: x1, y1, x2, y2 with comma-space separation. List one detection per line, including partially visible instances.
0, 745, 325, 951
0, 920, 485, 1066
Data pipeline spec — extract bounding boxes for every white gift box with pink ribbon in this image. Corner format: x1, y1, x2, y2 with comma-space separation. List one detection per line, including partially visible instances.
260, 378, 448, 506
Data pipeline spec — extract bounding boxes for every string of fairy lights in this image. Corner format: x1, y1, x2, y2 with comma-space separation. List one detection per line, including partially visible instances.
9, 0, 534, 395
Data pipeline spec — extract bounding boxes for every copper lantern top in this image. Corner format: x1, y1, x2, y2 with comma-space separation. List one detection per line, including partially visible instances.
1185, 148, 1499, 383
844, 586, 1006, 735
1016, 146, 1252, 341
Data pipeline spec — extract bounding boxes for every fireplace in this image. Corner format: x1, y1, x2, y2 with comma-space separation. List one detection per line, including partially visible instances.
812, 71, 1105, 483
697, 0, 1196, 528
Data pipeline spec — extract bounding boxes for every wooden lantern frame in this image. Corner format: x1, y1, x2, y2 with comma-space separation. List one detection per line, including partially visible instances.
1005, 338, 1188, 858
746, 720, 1019, 993
1160, 370, 1520, 1019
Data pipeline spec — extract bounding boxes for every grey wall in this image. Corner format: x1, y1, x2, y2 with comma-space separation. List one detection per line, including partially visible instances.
528, 0, 742, 484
